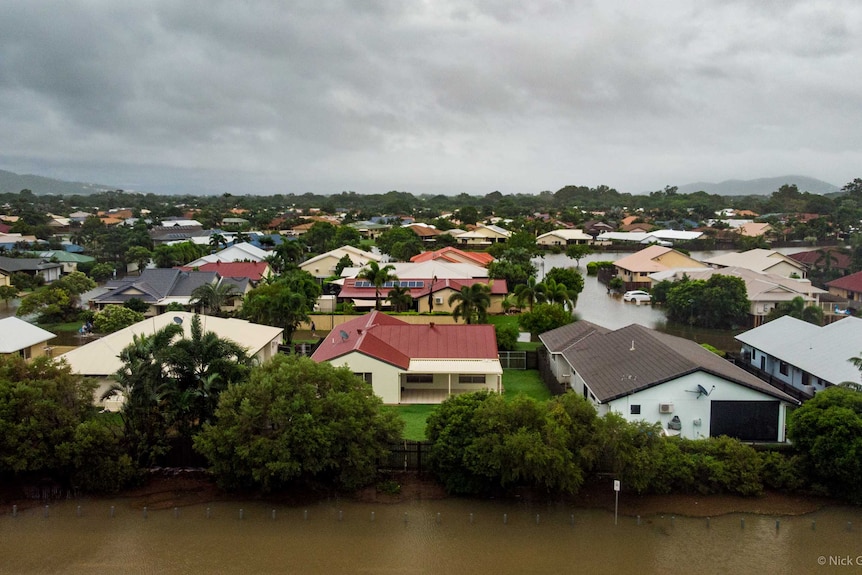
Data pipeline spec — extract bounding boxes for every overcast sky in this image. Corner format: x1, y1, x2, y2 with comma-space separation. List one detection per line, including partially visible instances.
1, 1, 860, 197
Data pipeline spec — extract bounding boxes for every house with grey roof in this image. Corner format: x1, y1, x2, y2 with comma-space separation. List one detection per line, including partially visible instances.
539, 321, 798, 441
735, 315, 862, 395
0, 255, 62, 284
90, 268, 248, 315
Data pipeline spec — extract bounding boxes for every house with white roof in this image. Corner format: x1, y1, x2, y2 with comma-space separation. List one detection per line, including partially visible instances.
455, 224, 511, 246
612, 245, 707, 290
704, 248, 806, 278
57, 312, 283, 411
596, 230, 703, 246
310, 311, 502, 404
184, 242, 269, 267
651, 266, 830, 327
0, 317, 56, 360
536, 229, 593, 247
300, 246, 381, 281
735, 316, 862, 395
540, 321, 798, 441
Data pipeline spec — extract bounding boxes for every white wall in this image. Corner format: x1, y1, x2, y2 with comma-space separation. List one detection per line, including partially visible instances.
327, 352, 403, 404
601, 372, 789, 441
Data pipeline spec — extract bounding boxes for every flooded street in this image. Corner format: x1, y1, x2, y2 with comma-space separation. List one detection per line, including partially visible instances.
1, 498, 860, 574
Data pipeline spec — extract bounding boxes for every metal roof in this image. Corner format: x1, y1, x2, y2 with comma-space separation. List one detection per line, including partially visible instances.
0, 317, 55, 353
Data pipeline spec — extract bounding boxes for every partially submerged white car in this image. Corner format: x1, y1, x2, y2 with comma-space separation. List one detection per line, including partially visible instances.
622, 290, 652, 303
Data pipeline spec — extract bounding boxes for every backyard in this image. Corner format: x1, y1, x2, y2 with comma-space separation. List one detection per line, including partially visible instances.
385, 368, 551, 440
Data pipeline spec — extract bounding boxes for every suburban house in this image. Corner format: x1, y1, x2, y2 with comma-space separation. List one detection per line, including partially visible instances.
338, 260, 491, 310
38, 250, 96, 275
410, 247, 494, 268
455, 224, 511, 246
299, 246, 381, 282
826, 271, 862, 311
310, 311, 502, 404
184, 242, 269, 267
57, 312, 283, 411
704, 249, 807, 278
89, 269, 250, 315
535, 229, 593, 247
789, 247, 852, 278
178, 261, 272, 285
737, 222, 773, 238
347, 220, 390, 240
539, 321, 798, 441
405, 223, 443, 242
735, 315, 862, 395
0, 317, 55, 360
414, 278, 508, 314
149, 224, 206, 245
612, 245, 707, 290
650, 266, 833, 327
0, 255, 63, 284
596, 230, 703, 246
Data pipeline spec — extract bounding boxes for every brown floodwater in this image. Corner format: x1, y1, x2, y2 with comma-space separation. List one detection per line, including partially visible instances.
1, 498, 860, 574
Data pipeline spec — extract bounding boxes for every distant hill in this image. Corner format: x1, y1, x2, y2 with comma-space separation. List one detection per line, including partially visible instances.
0, 169, 116, 195
676, 176, 840, 196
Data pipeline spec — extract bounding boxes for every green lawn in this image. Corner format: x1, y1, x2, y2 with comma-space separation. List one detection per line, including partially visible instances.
36, 320, 84, 333
388, 368, 550, 440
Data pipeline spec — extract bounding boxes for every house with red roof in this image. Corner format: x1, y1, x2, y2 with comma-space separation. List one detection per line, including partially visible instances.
178, 260, 272, 284
410, 246, 494, 267
310, 311, 502, 404
826, 271, 862, 311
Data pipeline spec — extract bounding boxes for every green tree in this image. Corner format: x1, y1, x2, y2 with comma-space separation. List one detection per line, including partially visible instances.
544, 266, 585, 301
194, 355, 403, 492
302, 222, 337, 254
518, 303, 575, 337
541, 278, 578, 311
513, 276, 544, 312
665, 275, 749, 329
425, 391, 597, 495
357, 261, 397, 311
0, 356, 96, 479
376, 227, 422, 261
89, 262, 116, 282
125, 245, 152, 275
189, 281, 240, 316
163, 314, 252, 436
242, 271, 321, 343
565, 244, 594, 268
93, 305, 145, 333
16, 272, 95, 323
787, 386, 862, 502
387, 285, 413, 312
0, 285, 17, 310
765, 296, 824, 326
102, 324, 183, 468
448, 283, 491, 324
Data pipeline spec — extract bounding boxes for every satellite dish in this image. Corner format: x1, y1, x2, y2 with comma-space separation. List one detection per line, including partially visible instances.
339, 330, 349, 341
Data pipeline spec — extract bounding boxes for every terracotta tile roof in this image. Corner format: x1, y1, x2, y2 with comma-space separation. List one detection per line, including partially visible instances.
311, 310, 498, 368
178, 261, 269, 281
827, 270, 862, 292
788, 248, 851, 271
410, 247, 495, 267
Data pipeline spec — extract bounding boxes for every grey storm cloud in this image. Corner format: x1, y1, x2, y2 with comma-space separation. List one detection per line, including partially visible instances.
0, 0, 860, 196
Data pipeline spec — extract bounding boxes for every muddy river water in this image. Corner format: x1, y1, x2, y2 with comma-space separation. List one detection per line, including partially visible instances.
2, 498, 860, 574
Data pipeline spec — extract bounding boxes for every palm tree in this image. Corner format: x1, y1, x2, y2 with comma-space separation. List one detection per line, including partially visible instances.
541, 278, 577, 311
387, 285, 413, 312
163, 314, 252, 433
357, 261, 397, 310
190, 281, 240, 316
102, 323, 183, 467
208, 233, 227, 254
513, 276, 545, 312
448, 283, 491, 324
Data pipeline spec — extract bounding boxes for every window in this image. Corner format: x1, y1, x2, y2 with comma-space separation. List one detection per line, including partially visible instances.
779, 361, 789, 376
630, 404, 641, 415
406, 374, 433, 384
353, 373, 372, 385
458, 374, 485, 384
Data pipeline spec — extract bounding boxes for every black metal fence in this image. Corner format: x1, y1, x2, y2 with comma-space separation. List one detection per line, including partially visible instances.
379, 440, 432, 473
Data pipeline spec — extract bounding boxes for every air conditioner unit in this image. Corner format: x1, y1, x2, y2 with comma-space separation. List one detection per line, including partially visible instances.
434, 297, 443, 304
659, 403, 674, 414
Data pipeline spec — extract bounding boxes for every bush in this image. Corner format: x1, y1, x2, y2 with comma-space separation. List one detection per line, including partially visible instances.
495, 323, 519, 351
